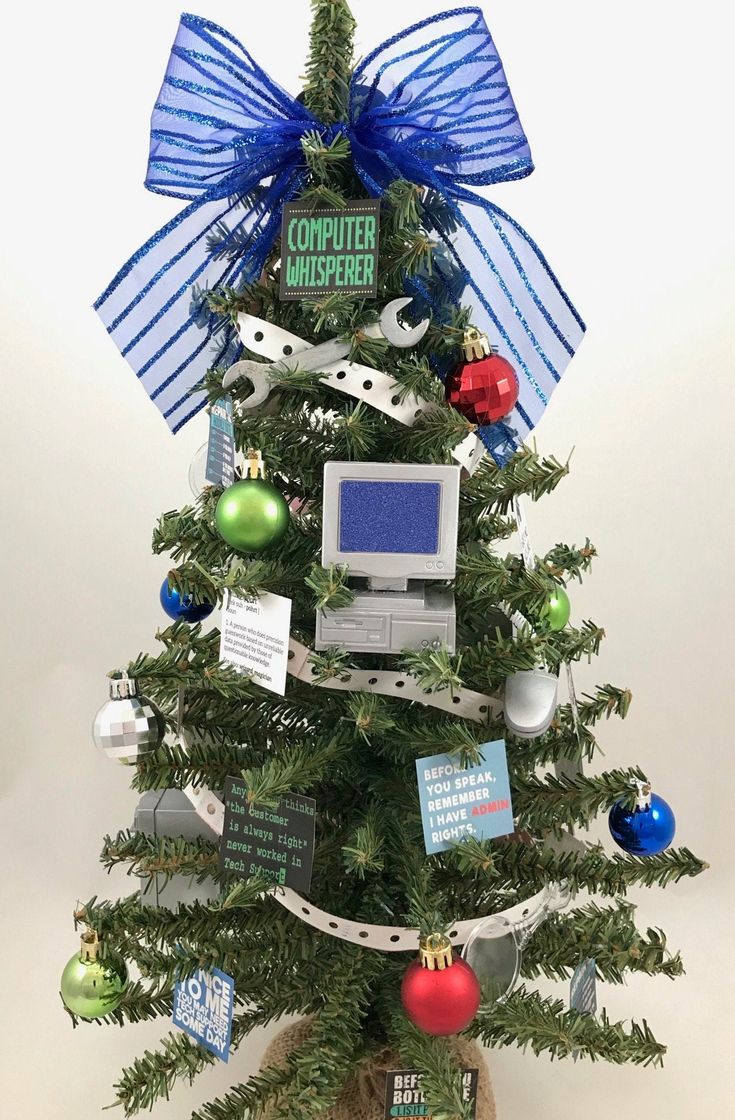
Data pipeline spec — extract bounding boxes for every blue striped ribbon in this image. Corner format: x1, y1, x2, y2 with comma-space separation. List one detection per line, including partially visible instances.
96, 8, 584, 460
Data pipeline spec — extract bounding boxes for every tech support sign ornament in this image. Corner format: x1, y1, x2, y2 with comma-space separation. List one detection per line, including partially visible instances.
279, 199, 381, 299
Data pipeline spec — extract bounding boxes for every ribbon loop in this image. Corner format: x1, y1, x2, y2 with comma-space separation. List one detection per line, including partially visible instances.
96, 8, 584, 454
349, 7, 533, 190
146, 13, 316, 201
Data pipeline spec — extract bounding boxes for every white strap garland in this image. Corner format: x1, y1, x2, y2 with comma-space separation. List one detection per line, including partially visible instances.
182, 777, 569, 952
179, 619, 581, 950
287, 637, 503, 723
236, 313, 487, 476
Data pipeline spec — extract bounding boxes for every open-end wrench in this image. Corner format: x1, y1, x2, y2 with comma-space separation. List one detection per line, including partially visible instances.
221, 296, 429, 396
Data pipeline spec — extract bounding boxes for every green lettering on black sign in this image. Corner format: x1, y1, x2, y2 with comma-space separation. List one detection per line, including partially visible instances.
279, 199, 381, 301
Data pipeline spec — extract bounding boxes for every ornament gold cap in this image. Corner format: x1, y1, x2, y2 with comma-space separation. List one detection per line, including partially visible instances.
462, 327, 492, 361
633, 779, 652, 811
245, 448, 266, 480
109, 672, 137, 701
80, 930, 102, 962
419, 933, 454, 970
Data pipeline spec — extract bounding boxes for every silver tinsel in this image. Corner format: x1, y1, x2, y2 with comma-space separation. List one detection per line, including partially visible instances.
93, 676, 165, 764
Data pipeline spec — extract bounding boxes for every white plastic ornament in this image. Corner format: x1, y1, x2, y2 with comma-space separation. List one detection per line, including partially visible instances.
462, 882, 571, 1005
188, 442, 210, 496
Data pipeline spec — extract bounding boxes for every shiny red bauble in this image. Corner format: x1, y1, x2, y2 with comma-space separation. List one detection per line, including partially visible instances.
445, 352, 519, 426
400, 953, 481, 1036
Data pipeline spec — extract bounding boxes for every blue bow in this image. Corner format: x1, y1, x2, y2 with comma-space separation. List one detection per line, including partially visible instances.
95, 8, 584, 461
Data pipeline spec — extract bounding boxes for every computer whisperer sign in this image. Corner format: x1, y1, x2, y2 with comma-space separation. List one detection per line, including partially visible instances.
280, 199, 380, 300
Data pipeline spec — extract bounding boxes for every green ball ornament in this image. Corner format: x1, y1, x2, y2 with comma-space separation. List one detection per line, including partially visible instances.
60, 934, 128, 1019
215, 451, 290, 553
542, 585, 571, 631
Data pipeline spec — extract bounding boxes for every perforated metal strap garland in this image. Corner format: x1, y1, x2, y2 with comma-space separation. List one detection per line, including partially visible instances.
180, 632, 581, 949
235, 313, 487, 476
183, 780, 564, 951
288, 637, 502, 722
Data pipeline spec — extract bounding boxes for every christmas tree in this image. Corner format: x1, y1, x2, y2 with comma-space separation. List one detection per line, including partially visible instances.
64, 4, 707, 1118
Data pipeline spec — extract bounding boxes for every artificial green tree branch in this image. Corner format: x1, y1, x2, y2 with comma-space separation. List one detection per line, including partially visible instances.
522, 901, 684, 982
303, 0, 355, 123
471, 986, 667, 1066
512, 767, 649, 832
451, 838, 708, 896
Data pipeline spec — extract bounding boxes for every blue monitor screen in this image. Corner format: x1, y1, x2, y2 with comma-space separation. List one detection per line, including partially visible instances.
338, 479, 441, 554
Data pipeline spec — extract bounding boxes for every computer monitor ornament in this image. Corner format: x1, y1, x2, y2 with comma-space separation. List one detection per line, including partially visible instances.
316, 462, 460, 654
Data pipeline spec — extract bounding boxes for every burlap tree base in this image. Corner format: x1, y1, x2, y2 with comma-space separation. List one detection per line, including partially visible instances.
259, 1018, 496, 1120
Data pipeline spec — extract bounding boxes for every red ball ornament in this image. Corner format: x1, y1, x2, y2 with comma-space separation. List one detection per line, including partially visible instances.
445, 328, 519, 425
401, 934, 481, 1036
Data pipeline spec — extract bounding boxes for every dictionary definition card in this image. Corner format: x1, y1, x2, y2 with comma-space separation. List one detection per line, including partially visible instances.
279, 199, 381, 300
219, 590, 291, 696
219, 777, 316, 893
416, 740, 513, 854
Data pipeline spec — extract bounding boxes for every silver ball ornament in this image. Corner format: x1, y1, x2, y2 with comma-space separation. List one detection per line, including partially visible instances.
92, 676, 165, 764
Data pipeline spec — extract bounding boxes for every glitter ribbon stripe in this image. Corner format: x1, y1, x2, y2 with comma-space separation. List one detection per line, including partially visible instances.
96, 8, 584, 456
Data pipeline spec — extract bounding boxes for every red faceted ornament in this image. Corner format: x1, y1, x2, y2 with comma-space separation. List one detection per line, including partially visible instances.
401, 935, 481, 1036
445, 327, 519, 425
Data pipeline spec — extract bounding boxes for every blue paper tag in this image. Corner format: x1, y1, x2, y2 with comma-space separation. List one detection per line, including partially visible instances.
415, 740, 514, 854
205, 396, 235, 488
172, 967, 234, 1062
570, 957, 597, 1016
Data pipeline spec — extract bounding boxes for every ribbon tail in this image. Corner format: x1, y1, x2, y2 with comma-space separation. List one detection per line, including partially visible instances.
95, 171, 304, 433
426, 190, 586, 461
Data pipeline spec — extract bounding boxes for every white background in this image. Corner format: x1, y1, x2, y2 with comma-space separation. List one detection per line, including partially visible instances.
1, 1, 733, 1116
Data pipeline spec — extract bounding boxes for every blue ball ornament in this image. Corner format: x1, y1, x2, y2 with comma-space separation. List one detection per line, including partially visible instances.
159, 578, 214, 623
608, 787, 676, 857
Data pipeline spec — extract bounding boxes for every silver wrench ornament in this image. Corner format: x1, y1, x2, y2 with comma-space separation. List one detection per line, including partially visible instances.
221, 297, 430, 405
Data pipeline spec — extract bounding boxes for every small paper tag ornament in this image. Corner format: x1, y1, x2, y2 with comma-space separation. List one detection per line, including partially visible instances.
570, 956, 597, 1016
565, 661, 583, 745
205, 396, 235, 488
512, 495, 536, 572
384, 1069, 478, 1120
219, 590, 292, 695
219, 778, 316, 892
279, 199, 381, 300
416, 740, 513, 854
172, 967, 235, 1062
